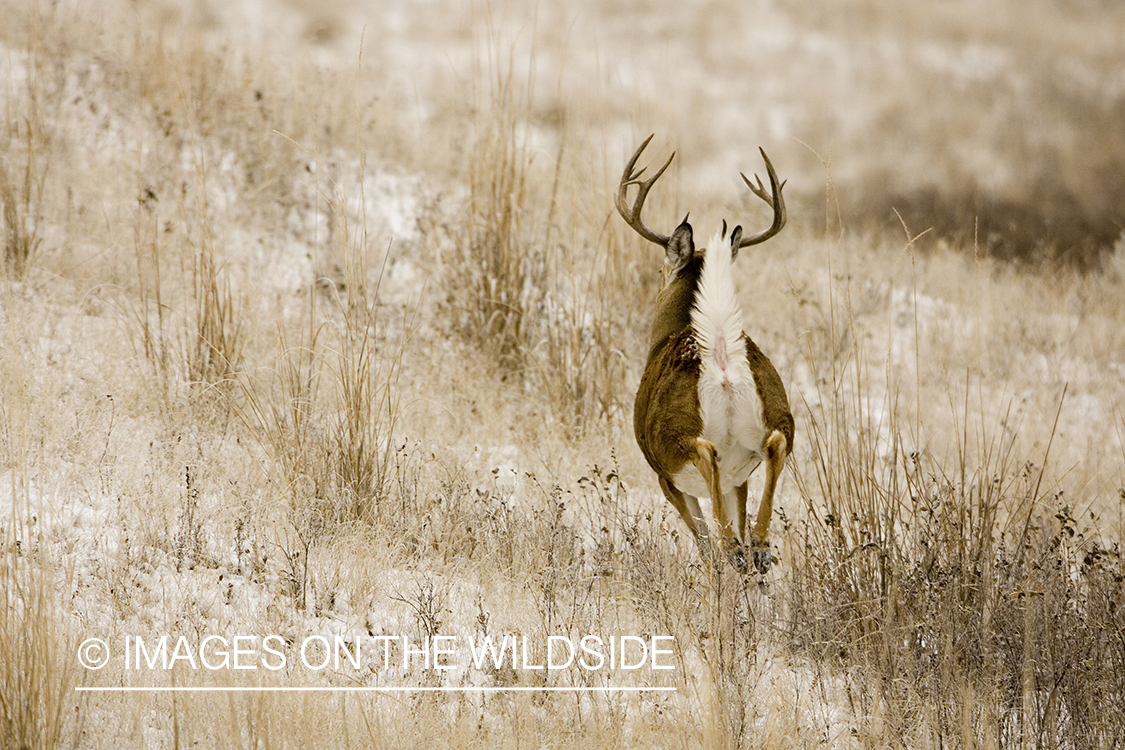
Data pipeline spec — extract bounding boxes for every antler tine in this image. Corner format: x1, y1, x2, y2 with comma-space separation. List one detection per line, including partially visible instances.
736, 147, 787, 248
616, 134, 675, 247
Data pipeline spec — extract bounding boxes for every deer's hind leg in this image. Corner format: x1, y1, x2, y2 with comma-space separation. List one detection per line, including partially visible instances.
658, 475, 708, 548
693, 439, 748, 572
749, 430, 789, 573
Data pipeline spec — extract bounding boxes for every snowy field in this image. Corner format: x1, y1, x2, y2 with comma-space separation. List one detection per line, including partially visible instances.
2, 0, 1125, 747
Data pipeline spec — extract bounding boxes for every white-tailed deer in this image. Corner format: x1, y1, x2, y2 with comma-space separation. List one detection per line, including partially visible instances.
617, 134, 794, 573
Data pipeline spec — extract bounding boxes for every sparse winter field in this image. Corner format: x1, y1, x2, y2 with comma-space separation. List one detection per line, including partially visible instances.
3, 0, 1125, 747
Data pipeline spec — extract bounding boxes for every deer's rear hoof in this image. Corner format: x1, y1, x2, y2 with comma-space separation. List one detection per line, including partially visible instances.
726, 544, 749, 575
751, 542, 774, 575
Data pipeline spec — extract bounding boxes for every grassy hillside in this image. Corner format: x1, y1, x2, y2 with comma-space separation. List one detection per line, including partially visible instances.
2, 0, 1123, 747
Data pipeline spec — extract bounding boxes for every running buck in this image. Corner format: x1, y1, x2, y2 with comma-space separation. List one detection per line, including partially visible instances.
616, 134, 794, 573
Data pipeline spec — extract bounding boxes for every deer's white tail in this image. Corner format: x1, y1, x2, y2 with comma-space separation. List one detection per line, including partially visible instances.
691, 231, 745, 380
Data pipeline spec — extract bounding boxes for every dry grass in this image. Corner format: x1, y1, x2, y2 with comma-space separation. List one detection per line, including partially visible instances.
0, 157, 44, 278
785, 261, 1125, 746
0, 544, 76, 749
1, 278, 77, 748
1, 0, 1124, 748
0, 51, 46, 278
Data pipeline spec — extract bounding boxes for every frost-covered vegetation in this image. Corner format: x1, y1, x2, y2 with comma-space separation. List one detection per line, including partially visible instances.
2, 0, 1124, 747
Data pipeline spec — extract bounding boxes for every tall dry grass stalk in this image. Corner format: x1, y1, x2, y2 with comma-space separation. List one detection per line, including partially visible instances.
0, 158, 44, 279
324, 192, 408, 525
529, 132, 641, 432
237, 177, 409, 546
125, 154, 244, 412
0, 11, 49, 280
434, 29, 639, 434
0, 544, 76, 749
186, 205, 243, 391
0, 311, 77, 748
430, 26, 539, 379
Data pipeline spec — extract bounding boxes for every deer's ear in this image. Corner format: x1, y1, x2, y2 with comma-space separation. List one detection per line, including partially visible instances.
665, 219, 694, 274
730, 225, 743, 260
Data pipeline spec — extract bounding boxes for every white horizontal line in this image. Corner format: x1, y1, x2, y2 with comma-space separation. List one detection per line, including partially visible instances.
77, 685, 677, 693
